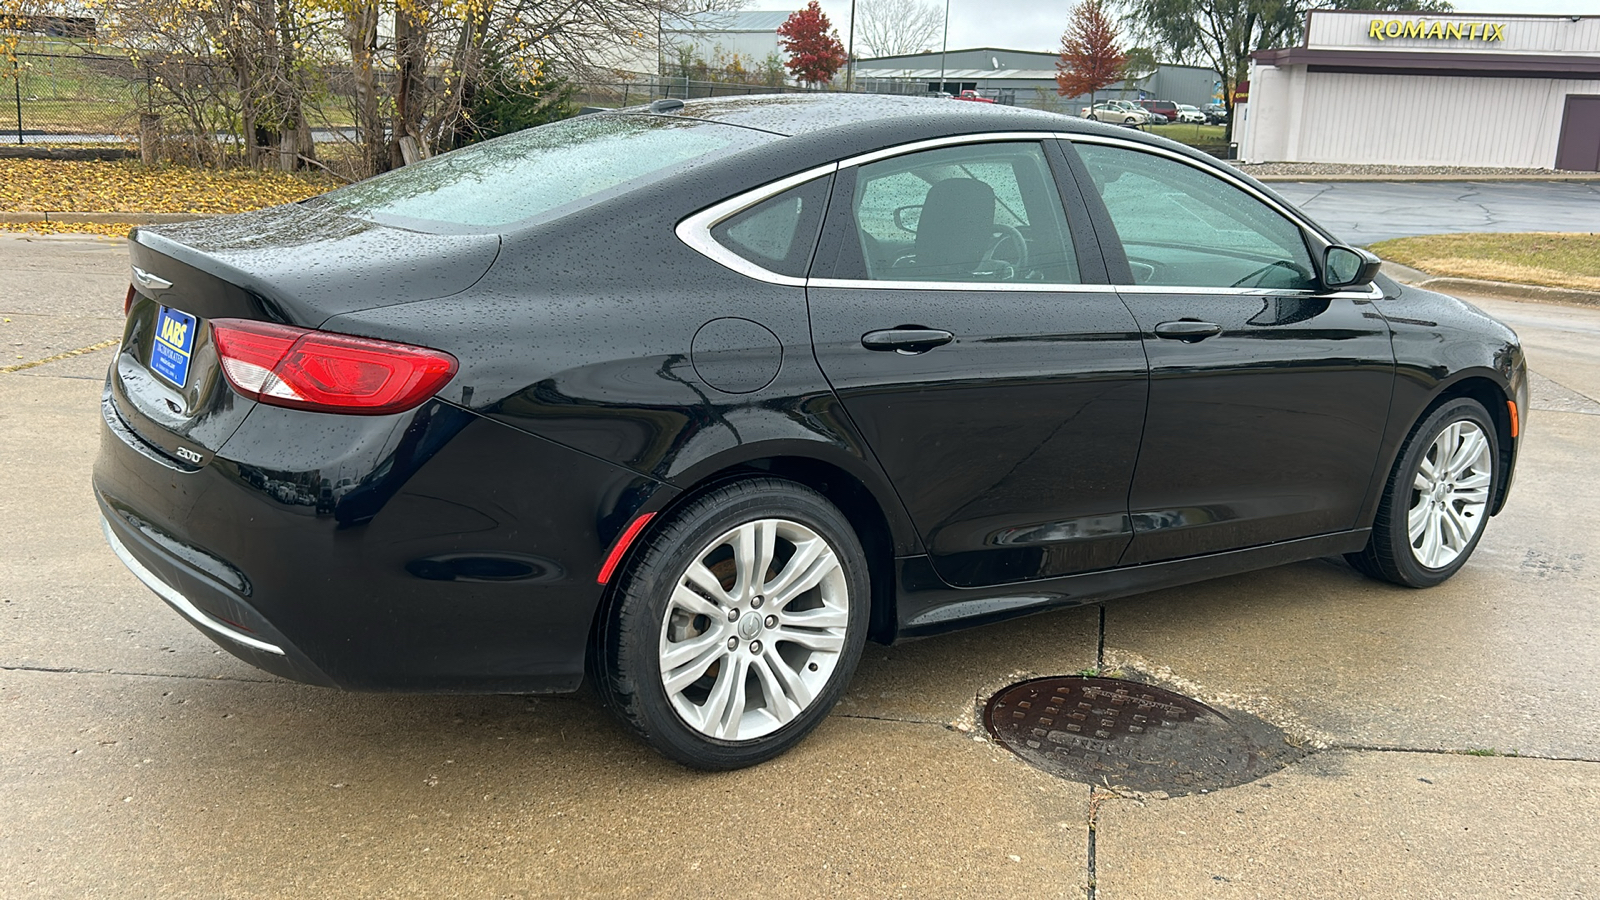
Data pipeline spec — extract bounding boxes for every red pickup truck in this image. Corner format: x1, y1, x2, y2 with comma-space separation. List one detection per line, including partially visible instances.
953, 90, 997, 103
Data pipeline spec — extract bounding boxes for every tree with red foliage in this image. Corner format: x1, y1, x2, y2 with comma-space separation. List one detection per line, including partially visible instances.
1055, 0, 1127, 107
778, 1, 847, 87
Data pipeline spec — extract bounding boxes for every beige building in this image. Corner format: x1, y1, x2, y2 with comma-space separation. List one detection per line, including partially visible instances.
1238, 11, 1600, 171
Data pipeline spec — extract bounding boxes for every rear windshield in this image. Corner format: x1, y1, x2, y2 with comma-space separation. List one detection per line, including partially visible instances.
312, 115, 773, 230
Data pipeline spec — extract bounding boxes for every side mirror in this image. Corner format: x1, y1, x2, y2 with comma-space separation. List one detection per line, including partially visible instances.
1323, 245, 1382, 291
893, 205, 922, 234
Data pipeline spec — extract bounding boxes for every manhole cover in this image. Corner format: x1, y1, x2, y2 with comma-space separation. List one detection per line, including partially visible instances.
983, 676, 1301, 795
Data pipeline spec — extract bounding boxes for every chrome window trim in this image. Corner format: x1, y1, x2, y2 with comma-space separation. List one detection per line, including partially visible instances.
101, 516, 286, 656
834, 131, 1063, 170
1114, 283, 1383, 300
807, 279, 1380, 299
808, 278, 1118, 293
675, 128, 1381, 298
675, 162, 839, 287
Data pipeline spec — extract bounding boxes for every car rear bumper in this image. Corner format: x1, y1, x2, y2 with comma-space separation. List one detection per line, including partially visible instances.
94, 387, 671, 693
99, 510, 338, 685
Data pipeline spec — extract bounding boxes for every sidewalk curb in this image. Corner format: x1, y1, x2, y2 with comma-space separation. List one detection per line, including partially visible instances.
1249, 174, 1600, 183
1413, 277, 1600, 307
0, 212, 207, 225
1378, 261, 1600, 307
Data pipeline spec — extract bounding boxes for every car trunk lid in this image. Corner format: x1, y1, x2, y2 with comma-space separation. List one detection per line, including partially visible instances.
110, 204, 499, 464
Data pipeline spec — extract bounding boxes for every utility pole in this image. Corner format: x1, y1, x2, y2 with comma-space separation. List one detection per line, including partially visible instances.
846, 0, 857, 91
938, 0, 950, 94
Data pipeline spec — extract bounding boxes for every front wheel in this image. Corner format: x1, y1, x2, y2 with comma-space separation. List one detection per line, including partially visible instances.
1347, 398, 1499, 587
594, 478, 870, 769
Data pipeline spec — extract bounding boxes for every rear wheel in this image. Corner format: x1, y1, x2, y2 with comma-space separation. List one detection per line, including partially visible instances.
1347, 398, 1498, 587
594, 478, 870, 769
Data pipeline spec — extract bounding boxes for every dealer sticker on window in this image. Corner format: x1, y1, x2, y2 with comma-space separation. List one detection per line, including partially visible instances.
150, 305, 197, 389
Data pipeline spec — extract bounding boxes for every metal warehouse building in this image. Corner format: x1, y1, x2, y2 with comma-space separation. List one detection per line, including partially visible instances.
1239, 11, 1600, 171
852, 48, 1221, 111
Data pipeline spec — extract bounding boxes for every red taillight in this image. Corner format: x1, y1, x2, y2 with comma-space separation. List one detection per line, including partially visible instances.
210, 319, 457, 415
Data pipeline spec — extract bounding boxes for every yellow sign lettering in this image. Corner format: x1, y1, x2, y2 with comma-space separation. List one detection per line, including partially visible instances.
1368, 18, 1508, 44
160, 318, 187, 349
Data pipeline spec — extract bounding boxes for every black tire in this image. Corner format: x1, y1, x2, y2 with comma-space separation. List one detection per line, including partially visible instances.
593, 477, 870, 770
1347, 397, 1499, 588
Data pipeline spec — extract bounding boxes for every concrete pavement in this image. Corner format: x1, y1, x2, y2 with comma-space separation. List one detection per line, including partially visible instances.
2, 235, 1598, 898
1268, 180, 1600, 244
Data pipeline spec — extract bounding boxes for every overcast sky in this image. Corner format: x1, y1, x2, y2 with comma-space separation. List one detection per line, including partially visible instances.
741, 0, 1597, 56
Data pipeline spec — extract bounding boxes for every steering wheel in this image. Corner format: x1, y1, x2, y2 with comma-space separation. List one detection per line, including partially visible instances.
978, 224, 1029, 277
1231, 259, 1311, 288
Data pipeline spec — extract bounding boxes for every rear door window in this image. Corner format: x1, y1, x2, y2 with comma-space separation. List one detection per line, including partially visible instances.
844, 142, 1080, 284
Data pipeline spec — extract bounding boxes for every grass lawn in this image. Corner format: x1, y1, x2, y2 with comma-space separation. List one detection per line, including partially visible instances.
1369, 232, 1600, 292
8, 39, 355, 135
1143, 123, 1228, 151
0, 158, 339, 236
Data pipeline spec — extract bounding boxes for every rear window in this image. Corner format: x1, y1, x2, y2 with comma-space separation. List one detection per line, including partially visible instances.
313, 115, 774, 230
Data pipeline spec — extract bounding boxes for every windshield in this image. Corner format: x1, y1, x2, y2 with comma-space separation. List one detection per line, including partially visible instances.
313, 115, 774, 231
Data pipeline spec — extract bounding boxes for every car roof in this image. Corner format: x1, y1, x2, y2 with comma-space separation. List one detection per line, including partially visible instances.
645, 92, 1079, 139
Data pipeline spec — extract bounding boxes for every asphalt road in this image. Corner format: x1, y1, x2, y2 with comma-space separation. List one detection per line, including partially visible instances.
1269, 180, 1600, 244
3, 234, 1598, 898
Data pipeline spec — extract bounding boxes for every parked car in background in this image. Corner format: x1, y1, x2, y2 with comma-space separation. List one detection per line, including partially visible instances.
96, 94, 1526, 771
954, 90, 997, 103
1203, 102, 1229, 124
1174, 104, 1207, 124
1145, 112, 1170, 125
1136, 100, 1179, 123
1081, 101, 1147, 125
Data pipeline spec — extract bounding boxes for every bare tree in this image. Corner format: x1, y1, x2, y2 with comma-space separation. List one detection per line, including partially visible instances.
95, 0, 745, 177
854, 0, 943, 58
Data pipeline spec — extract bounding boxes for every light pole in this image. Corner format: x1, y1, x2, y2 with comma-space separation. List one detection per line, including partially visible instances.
846, 0, 857, 91
938, 0, 950, 94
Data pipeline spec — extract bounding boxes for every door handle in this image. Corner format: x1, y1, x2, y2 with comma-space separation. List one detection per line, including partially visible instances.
1153, 320, 1223, 342
861, 328, 955, 353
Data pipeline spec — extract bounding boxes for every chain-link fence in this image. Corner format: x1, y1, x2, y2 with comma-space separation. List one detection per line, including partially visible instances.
7, 42, 1088, 171
4, 45, 142, 144
4, 43, 961, 145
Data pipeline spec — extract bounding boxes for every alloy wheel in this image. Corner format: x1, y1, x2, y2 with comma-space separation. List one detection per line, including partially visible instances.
658, 518, 850, 741
1407, 420, 1493, 568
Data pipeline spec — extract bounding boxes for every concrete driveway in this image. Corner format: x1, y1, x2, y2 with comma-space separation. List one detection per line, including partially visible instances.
3, 234, 1598, 898
1268, 180, 1600, 244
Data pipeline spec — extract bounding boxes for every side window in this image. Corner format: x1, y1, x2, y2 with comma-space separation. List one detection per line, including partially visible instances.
709, 176, 832, 279
1074, 143, 1317, 291
849, 142, 1079, 284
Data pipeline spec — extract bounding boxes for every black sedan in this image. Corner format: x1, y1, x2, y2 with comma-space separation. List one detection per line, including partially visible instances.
94, 94, 1526, 769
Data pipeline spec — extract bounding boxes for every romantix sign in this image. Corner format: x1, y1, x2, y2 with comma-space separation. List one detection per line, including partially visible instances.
1368, 19, 1506, 42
